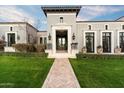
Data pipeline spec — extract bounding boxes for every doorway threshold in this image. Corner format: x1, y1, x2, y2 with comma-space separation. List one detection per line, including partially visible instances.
56, 50, 68, 53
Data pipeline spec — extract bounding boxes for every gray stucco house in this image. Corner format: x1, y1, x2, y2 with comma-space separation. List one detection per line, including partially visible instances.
1, 6, 124, 58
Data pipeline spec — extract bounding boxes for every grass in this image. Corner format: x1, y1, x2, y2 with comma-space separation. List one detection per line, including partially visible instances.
70, 58, 124, 88
0, 55, 53, 88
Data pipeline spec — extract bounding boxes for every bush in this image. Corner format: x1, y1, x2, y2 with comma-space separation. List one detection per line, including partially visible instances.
76, 53, 124, 60
35, 44, 46, 52
0, 52, 48, 57
27, 44, 36, 52
0, 40, 5, 51
12, 44, 29, 52
12, 43, 45, 53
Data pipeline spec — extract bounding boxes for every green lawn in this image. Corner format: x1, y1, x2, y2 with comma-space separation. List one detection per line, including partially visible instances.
70, 58, 124, 88
0, 55, 53, 88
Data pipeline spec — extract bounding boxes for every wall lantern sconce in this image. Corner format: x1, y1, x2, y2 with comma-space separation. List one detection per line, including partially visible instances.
17, 35, 20, 40
2, 35, 5, 40
48, 33, 51, 40
72, 33, 75, 40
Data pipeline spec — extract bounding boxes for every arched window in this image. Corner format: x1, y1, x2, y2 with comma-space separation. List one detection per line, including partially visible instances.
122, 25, 124, 30
88, 25, 91, 30
60, 17, 63, 23
105, 25, 108, 30
10, 27, 13, 31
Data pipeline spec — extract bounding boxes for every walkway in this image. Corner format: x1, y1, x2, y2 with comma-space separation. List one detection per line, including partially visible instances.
42, 58, 80, 88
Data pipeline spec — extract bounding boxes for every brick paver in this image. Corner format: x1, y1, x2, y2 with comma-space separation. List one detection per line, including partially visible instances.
42, 58, 80, 88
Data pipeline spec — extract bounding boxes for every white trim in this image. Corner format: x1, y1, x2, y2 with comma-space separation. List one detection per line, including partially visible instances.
47, 13, 76, 16
39, 36, 47, 44
52, 25, 71, 55
100, 31, 114, 53
117, 30, 124, 53
83, 31, 97, 53
5, 32, 17, 46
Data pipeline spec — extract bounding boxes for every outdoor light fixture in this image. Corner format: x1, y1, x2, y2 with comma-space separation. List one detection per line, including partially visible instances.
2, 35, 5, 40
72, 33, 75, 40
17, 35, 20, 40
48, 33, 51, 40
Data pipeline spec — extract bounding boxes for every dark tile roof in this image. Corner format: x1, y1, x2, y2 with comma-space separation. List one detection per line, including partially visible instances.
41, 5, 81, 17
0, 22, 39, 31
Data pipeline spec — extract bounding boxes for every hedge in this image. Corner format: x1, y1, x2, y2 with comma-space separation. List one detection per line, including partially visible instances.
0, 52, 48, 57
76, 53, 124, 60
12, 44, 45, 53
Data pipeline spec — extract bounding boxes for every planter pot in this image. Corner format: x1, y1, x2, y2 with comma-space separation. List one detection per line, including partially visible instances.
97, 48, 103, 54
115, 48, 121, 54
82, 48, 87, 54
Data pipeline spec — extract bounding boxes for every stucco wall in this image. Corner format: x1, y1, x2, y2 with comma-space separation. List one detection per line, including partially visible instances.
47, 13, 77, 44
26, 24, 37, 44
0, 23, 27, 44
37, 31, 47, 44
76, 21, 124, 52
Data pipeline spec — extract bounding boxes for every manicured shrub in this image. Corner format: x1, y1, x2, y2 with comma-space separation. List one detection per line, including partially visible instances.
35, 44, 46, 52
76, 53, 124, 60
13, 44, 46, 53
12, 43, 29, 52
0, 40, 5, 51
0, 52, 48, 58
27, 44, 36, 52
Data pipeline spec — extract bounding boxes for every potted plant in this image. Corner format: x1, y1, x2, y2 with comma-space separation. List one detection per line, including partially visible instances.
97, 45, 103, 54
82, 46, 87, 53
114, 46, 121, 54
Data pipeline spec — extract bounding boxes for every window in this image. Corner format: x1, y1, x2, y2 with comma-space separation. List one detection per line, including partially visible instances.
85, 32, 94, 53
119, 32, 124, 52
60, 17, 63, 23
44, 37, 47, 45
122, 25, 124, 30
7, 33, 15, 46
102, 32, 111, 53
28, 34, 30, 43
105, 25, 108, 30
88, 25, 91, 30
40, 37, 43, 44
10, 27, 13, 31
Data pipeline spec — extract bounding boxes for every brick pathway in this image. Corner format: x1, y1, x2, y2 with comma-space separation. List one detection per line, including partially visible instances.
42, 58, 80, 88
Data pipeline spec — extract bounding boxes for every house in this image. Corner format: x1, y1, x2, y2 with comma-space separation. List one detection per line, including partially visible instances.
0, 22, 37, 52
1, 6, 124, 58
41, 6, 124, 58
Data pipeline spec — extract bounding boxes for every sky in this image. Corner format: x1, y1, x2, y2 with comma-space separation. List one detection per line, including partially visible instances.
0, 5, 124, 31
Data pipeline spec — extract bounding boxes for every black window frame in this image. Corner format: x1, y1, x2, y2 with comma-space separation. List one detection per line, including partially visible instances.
40, 37, 43, 44
102, 32, 111, 53
85, 32, 95, 53
119, 32, 124, 52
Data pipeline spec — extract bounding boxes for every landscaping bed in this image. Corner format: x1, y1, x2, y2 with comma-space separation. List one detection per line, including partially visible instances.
70, 54, 124, 88
0, 53, 53, 88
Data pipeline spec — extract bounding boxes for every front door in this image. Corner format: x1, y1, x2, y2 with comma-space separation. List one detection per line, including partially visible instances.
7, 33, 15, 46
56, 30, 67, 52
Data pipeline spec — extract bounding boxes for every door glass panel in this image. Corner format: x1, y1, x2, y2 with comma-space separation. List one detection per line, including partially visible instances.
86, 32, 94, 53
8, 33, 15, 46
57, 37, 66, 50
102, 32, 111, 53
44, 37, 47, 45
56, 31, 67, 51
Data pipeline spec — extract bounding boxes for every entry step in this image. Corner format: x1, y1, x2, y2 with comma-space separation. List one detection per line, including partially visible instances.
48, 53, 76, 58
